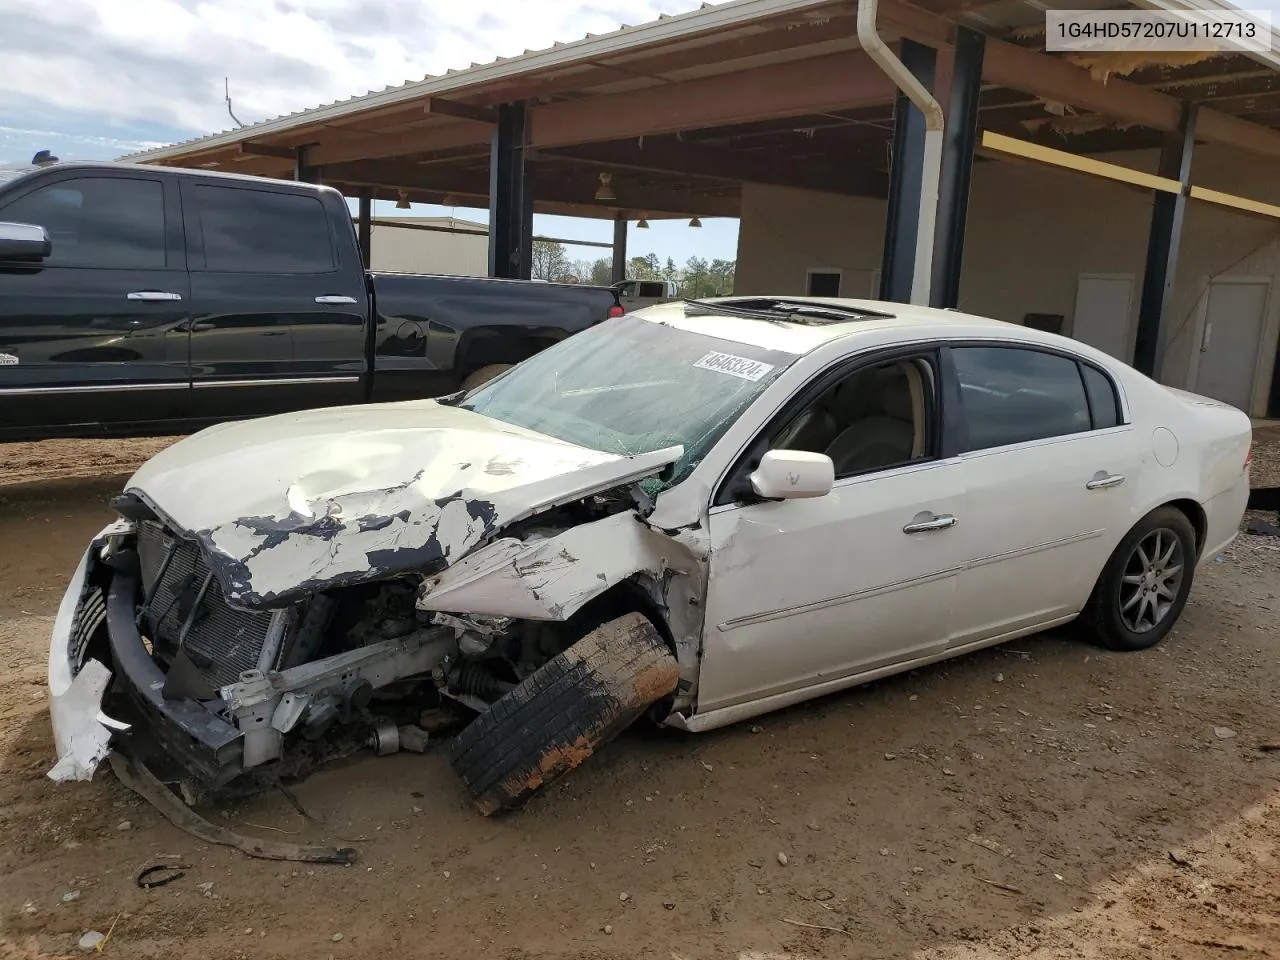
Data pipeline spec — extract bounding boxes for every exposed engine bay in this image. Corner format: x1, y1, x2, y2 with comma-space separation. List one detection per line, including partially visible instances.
54, 475, 700, 810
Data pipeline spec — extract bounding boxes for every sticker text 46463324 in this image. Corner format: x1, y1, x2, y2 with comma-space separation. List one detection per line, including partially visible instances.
693, 351, 774, 382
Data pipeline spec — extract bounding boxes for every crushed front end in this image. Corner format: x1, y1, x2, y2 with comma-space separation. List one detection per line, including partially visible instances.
48, 512, 458, 790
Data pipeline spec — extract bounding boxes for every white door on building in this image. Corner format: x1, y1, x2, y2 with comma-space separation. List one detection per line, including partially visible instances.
1194, 278, 1270, 412
1072, 274, 1135, 362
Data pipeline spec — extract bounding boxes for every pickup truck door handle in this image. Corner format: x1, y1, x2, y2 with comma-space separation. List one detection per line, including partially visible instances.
1086, 472, 1126, 490
903, 512, 958, 534
314, 295, 359, 305
127, 291, 183, 302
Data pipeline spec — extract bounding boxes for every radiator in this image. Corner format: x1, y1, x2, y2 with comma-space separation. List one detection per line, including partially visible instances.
137, 521, 275, 690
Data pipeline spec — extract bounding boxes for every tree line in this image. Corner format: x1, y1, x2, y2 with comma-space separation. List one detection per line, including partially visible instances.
531, 240, 735, 297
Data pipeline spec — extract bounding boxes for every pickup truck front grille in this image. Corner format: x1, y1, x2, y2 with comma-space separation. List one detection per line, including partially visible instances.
137, 521, 274, 690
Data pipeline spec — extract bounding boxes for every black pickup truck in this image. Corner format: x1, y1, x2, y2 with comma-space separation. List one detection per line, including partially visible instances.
0, 162, 623, 441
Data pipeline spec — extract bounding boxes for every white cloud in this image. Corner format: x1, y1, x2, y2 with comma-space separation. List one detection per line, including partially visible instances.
0, 0, 714, 137
0, 125, 169, 156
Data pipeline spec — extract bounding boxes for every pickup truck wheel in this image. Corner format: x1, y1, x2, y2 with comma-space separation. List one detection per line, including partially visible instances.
449, 612, 680, 816
462, 364, 512, 390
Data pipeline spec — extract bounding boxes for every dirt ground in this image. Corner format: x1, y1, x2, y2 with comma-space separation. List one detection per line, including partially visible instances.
1, 431, 1278, 960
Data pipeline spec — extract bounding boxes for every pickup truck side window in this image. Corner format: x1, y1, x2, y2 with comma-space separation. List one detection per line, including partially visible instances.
0, 176, 166, 269
189, 184, 336, 274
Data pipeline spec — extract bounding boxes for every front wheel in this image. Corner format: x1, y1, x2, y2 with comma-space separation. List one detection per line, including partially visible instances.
449, 612, 680, 815
1083, 506, 1197, 651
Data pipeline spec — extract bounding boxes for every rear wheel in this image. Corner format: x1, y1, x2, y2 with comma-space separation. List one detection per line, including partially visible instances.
449, 612, 679, 816
1083, 506, 1197, 651
462, 364, 512, 390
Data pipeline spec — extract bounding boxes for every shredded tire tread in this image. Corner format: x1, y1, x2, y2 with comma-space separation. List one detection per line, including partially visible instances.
449, 612, 678, 815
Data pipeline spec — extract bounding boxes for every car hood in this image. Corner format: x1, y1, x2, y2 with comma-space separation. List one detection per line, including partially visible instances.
125, 399, 682, 610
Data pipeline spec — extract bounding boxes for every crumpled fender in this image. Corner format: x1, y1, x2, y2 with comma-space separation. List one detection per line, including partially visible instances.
416, 510, 691, 622
177, 444, 685, 612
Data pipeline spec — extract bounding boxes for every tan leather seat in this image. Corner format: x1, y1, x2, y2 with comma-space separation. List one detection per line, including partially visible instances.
824, 371, 917, 474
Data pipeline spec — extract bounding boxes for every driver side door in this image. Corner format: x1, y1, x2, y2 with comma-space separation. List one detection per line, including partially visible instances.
696, 347, 969, 715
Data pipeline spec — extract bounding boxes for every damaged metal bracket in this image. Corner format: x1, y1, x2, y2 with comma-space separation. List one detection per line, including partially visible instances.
108, 750, 358, 865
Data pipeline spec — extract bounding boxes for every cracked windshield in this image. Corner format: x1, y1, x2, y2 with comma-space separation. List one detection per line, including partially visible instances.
458, 313, 799, 484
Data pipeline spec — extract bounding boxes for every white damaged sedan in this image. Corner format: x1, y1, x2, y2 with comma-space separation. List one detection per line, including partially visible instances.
49, 297, 1253, 814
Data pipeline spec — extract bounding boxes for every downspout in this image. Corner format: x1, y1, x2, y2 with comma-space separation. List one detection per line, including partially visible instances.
857, 0, 944, 306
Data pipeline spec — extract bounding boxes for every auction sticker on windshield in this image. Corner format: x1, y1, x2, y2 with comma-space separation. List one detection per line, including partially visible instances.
693, 351, 775, 382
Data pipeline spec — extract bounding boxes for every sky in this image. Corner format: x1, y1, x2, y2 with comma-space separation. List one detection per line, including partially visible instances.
0, 0, 740, 266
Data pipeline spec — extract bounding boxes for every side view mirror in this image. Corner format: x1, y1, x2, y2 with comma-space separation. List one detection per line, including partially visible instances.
0, 221, 51, 262
749, 449, 834, 500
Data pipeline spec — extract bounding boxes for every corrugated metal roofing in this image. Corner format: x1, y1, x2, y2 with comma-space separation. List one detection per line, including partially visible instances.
119, 0, 844, 163
119, 0, 1279, 164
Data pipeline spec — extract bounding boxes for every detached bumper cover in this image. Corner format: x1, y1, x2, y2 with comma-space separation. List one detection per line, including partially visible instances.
47, 530, 130, 783
47, 525, 245, 785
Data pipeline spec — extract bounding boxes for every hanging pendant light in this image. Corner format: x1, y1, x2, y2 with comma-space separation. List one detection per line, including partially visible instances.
396, 190, 411, 210
688, 216, 702, 228
595, 172, 616, 202
636, 215, 650, 229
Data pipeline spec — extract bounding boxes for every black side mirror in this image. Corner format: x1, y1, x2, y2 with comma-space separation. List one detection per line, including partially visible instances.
0, 222, 51, 262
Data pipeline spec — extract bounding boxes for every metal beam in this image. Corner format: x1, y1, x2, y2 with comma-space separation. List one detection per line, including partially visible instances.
880, 39, 937, 304
322, 160, 490, 196
542, 139, 888, 197
324, 160, 739, 217
240, 142, 300, 160
983, 37, 1181, 132
530, 50, 899, 148
424, 98, 498, 124
489, 102, 534, 280
983, 35, 1280, 160
1195, 108, 1280, 160
612, 214, 627, 284
306, 121, 488, 166
977, 131, 1183, 194
294, 146, 320, 183
1134, 104, 1198, 379
931, 26, 984, 309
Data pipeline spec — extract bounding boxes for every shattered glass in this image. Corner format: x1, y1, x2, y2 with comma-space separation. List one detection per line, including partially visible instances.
460, 315, 798, 490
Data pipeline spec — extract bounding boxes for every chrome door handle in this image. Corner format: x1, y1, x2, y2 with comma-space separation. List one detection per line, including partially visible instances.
127, 291, 183, 302
1086, 472, 1126, 490
903, 513, 958, 534
314, 295, 358, 305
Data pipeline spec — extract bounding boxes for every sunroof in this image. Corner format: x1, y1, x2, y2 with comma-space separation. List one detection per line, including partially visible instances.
683, 298, 895, 326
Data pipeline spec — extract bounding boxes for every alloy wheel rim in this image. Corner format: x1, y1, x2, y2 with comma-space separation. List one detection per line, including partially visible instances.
1118, 528, 1184, 633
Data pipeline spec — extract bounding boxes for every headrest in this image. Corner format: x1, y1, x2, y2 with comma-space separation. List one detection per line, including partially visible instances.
879, 371, 915, 422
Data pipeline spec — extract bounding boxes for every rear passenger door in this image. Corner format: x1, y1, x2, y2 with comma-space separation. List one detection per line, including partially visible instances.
944, 343, 1143, 647
0, 171, 190, 436
181, 180, 366, 421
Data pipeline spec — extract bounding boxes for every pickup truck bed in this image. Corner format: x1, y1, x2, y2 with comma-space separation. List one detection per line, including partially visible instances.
0, 163, 620, 441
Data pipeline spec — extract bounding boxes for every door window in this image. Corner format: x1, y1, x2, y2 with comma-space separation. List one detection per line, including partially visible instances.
189, 185, 335, 274
0, 177, 166, 268
772, 357, 933, 476
952, 346, 1108, 452
719, 354, 936, 505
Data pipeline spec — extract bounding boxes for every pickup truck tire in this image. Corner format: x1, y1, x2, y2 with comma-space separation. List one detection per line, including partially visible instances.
449, 612, 680, 816
462, 364, 512, 390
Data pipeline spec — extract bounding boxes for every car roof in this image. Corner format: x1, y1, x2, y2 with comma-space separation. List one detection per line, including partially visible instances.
634, 296, 1024, 355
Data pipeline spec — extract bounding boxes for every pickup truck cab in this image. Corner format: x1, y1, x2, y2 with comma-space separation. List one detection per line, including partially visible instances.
615, 278, 679, 312
0, 163, 622, 441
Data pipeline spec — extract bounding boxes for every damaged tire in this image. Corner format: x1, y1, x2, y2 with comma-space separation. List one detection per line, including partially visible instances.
449, 612, 679, 816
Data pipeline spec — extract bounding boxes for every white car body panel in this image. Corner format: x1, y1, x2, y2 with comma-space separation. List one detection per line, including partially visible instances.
47, 296, 1254, 785
699, 457, 967, 713
122, 397, 681, 609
